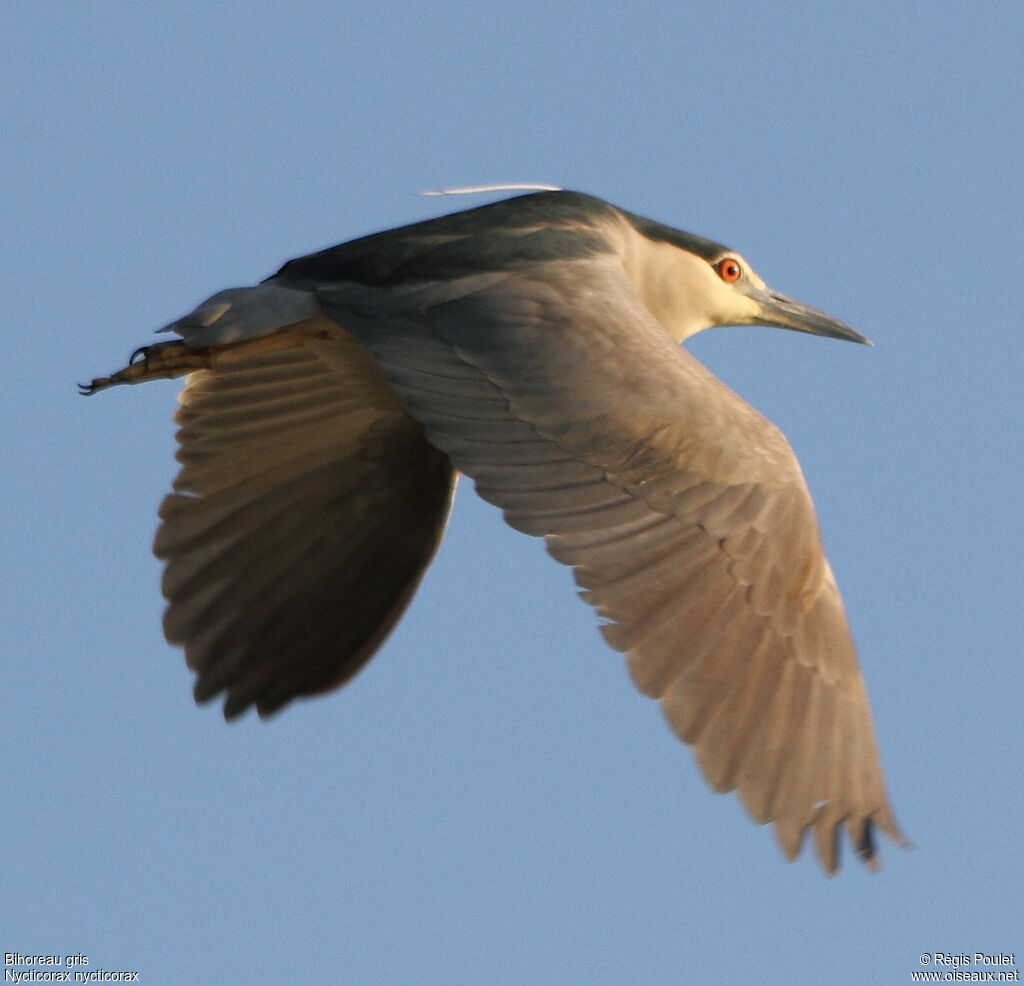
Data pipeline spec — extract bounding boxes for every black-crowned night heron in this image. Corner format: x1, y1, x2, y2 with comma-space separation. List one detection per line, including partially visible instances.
84, 188, 904, 873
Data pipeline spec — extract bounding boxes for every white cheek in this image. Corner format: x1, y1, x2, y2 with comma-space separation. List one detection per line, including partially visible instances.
726, 290, 765, 326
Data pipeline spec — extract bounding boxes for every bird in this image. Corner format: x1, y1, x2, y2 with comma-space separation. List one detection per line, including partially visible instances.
83, 188, 904, 873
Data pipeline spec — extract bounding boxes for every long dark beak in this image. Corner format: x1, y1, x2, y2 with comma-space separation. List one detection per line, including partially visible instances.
756, 290, 871, 346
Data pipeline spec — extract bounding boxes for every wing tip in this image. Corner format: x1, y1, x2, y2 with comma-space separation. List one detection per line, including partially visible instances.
804, 807, 908, 875
191, 674, 293, 722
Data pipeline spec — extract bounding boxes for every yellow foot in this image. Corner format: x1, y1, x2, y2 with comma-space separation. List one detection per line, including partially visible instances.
79, 327, 343, 395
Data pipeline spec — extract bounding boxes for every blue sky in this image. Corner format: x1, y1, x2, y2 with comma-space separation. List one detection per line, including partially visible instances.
4, 2, 1022, 983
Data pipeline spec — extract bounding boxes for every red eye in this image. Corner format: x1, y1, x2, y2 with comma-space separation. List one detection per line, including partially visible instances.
715, 258, 742, 283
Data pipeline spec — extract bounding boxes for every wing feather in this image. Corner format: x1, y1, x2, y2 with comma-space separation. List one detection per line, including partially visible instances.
154, 320, 456, 718
314, 257, 902, 870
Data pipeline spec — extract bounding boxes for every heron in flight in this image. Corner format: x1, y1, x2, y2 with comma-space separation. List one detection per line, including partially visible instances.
84, 189, 903, 873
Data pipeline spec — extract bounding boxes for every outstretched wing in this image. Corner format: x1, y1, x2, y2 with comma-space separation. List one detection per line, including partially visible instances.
154, 318, 456, 718
309, 254, 902, 872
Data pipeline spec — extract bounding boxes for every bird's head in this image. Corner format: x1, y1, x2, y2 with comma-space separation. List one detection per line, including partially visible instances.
618, 212, 870, 347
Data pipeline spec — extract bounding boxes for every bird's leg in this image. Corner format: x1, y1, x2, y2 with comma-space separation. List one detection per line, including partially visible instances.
79, 341, 216, 394
79, 328, 342, 395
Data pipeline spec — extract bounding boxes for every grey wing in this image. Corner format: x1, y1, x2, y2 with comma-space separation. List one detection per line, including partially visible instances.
315, 256, 903, 872
154, 318, 456, 718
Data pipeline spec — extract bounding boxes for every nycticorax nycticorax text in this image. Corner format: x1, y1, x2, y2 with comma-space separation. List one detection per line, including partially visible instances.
83, 189, 903, 873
